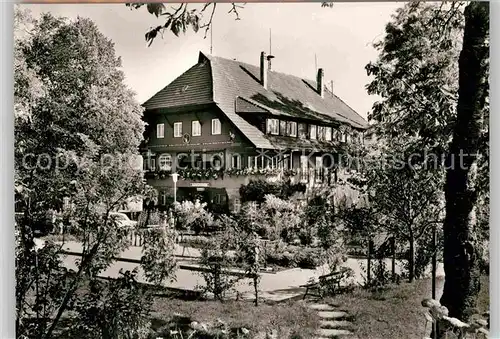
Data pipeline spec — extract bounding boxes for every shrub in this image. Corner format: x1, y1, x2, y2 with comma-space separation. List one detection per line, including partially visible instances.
179, 236, 216, 249
239, 179, 306, 204
264, 244, 323, 269
240, 180, 281, 204
294, 248, 322, 269
198, 227, 241, 300
174, 200, 214, 234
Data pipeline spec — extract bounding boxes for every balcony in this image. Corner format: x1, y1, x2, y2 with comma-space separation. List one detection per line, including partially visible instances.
144, 166, 339, 190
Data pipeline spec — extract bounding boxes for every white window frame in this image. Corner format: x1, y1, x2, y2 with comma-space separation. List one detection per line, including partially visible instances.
287, 121, 297, 137
157, 123, 165, 139
211, 119, 221, 135
309, 125, 317, 140
280, 120, 287, 136
325, 127, 332, 141
317, 126, 325, 141
267, 118, 279, 135
158, 154, 172, 171
315, 156, 324, 183
231, 154, 241, 169
300, 155, 308, 182
173, 122, 182, 138
248, 155, 256, 169
298, 123, 307, 139
192, 120, 201, 136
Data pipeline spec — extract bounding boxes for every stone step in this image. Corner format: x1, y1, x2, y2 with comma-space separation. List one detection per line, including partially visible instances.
317, 311, 349, 319
319, 320, 353, 329
316, 328, 353, 338
308, 303, 336, 311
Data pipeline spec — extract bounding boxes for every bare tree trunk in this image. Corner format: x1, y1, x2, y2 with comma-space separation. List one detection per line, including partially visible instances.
253, 274, 259, 306
438, 2, 489, 335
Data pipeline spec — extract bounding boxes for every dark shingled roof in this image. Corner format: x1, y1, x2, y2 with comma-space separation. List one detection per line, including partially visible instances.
143, 52, 368, 149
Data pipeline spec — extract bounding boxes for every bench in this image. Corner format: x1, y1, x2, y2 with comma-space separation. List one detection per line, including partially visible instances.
301, 268, 349, 300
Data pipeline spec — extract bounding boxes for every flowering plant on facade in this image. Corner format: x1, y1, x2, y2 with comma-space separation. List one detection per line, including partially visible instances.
157, 169, 172, 179
176, 167, 286, 181
178, 168, 223, 180
225, 167, 282, 177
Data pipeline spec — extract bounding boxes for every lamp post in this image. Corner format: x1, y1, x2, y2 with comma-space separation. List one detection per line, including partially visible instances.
171, 173, 179, 242
171, 173, 179, 204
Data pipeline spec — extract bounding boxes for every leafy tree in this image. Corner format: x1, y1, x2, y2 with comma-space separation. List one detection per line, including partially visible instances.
365, 2, 464, 156
70, 269, 153, 339
15, 9, 175, 338
439, 1, 489, 331
197, 216, 241, 301
341, 143, 444, 283
125, 3, 244, 46
361, 4, 464, 283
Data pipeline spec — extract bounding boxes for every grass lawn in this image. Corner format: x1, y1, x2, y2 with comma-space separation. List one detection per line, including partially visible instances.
150, 298, 320, 338
325, 275, 489, 339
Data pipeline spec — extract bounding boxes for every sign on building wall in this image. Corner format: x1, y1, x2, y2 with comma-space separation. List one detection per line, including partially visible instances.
190, 183, 210, 188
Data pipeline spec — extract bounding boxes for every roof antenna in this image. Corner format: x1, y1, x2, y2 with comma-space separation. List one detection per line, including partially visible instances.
267, 28, 275, 71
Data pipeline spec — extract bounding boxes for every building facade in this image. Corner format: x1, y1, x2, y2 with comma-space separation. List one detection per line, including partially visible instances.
141, 51, 369, 212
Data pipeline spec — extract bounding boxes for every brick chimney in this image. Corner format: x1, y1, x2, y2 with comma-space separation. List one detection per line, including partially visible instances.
260, 51, 268, 89
317, 68, 324, 98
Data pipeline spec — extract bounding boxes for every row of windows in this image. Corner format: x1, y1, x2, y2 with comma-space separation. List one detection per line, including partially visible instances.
266, 118, 360, 143
146, 154, 331, 172
157, 119, 222, 139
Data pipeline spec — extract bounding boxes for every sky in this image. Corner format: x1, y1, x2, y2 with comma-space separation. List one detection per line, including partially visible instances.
23, 2, 405, 120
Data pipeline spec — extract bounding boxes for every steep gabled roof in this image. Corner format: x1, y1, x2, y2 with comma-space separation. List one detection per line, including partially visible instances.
143, 52, 368, 149
143, 59, 213, 109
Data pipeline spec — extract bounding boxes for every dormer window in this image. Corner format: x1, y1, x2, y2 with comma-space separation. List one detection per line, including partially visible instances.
280, 120, 287, 136
266, 118, 279, 135
317, 126, 325, 141
309, 125, 317, 140
298, 123, 307, 139
286, 122, 297, 137
325, 127, 332, 141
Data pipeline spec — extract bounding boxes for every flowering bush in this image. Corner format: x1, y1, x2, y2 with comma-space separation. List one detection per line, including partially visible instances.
174, 200, 214, 234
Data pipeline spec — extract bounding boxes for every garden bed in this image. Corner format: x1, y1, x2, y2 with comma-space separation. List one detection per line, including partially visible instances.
180, 236, 325, 270
149, 298, 320, 339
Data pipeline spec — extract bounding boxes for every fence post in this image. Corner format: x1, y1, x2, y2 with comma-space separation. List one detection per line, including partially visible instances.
392, 237, 396, 282
432, 224, 437, 300
367, 238, 372, 286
